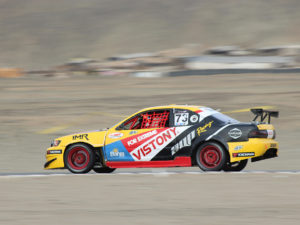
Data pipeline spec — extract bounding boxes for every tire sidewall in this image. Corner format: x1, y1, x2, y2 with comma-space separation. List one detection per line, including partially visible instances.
64, 144, 95, 173
196, 142, 227, 171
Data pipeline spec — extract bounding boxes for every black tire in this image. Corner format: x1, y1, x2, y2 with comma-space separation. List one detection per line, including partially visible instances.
195, 142, 227, 171
64, 144, 95, 174
93, 167, 116, 173
223, 159, 248, 172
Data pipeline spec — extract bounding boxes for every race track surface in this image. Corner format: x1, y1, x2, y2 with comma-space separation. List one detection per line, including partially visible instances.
1, 172, 300, 225
1, 73, 300, 224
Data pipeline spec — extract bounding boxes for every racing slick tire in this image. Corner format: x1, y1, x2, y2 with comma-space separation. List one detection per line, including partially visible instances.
223, 159, 248, 172
93, 167, 116, 173
195, 142, 227, 171
64, 144, 96, 174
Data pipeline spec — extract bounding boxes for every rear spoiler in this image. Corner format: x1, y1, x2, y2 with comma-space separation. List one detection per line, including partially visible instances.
251, 108, 279, 124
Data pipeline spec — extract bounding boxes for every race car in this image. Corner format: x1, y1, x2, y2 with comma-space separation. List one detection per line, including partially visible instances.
44, 105, 279, 173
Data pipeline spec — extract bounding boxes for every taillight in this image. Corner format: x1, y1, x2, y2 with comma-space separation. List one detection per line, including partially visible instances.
249, 130, 268, 138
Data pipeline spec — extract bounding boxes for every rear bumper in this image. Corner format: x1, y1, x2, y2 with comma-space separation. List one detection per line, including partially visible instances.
228, 138, 278, 163
251, 148, 278, 162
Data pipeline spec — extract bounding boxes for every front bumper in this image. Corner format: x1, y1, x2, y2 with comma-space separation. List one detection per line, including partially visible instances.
44, 147, 65, 169
228, 138, 278, 163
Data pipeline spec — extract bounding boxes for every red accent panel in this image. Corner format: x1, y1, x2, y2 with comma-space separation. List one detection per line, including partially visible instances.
106, 157, 191, 168
195, 110, 202, 113
122, 128, 166, 152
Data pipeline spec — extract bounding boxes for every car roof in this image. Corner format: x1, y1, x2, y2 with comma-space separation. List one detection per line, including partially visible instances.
137, 105, 204, 113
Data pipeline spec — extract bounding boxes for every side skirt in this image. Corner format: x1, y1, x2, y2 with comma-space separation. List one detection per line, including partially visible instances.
106, 157, 192, 168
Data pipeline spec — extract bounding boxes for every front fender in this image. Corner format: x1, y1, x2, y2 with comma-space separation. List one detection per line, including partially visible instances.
45, 130, 107, 170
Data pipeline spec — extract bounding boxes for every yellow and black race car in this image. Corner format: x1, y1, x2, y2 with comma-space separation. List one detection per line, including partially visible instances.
44, 105, 279, 173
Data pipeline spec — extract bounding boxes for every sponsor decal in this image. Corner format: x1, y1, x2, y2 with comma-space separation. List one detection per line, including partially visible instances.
228, 128, 242, 139
127, 130, 158, 147
47, 150, 62, 154
197, 121, 214, 136
190, 115, 199, 123
129, 131, 138, 135
129, 127, 189, 161
108, 132, 124, 139
232, 152, 255, 157
110, 148, 125, 158
171, 130, 196, 155
105, 140, 134, 161
174, 113, 189, 126
73, 134, 89, 141
234, 145, 243, 151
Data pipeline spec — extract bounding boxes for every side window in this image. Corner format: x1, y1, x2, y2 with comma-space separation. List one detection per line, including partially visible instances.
122, 115, 142, 130
120, 110, 170, 130
140, 110, 170, 129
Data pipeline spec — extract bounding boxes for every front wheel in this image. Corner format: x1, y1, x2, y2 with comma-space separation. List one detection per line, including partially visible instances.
93, 167, 116, 173
223, 159, 248, 172
64, 144, 95, 174
195, 142, 227, 171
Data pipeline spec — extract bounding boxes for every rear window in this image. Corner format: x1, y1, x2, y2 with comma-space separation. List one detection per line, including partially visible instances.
212, 113, 239, 124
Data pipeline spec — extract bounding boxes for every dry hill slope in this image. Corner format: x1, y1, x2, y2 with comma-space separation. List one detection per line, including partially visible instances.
0, 0, 300, 69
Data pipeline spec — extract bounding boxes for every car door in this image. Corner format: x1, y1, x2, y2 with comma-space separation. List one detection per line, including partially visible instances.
171, 108, 199, 156
104, 109, 177, 162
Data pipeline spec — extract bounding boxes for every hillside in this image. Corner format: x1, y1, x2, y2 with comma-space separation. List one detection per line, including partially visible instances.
0, 0, 300, 69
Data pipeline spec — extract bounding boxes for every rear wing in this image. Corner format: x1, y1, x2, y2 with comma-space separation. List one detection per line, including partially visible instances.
251, 108, 279, 124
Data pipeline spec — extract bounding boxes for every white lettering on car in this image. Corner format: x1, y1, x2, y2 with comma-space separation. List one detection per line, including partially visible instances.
130, 127, 190, 161
127, 130, 158, 146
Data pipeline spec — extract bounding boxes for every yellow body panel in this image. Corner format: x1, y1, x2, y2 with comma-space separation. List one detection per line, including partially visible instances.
45, 130, 107, 169
228, 139, 278, 162
228, 123, 277, 162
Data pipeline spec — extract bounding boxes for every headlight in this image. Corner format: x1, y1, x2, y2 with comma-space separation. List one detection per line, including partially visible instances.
51, 140, 61, 147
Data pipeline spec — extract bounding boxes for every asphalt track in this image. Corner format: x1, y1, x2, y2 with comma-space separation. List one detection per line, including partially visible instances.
1, 171, 300, 225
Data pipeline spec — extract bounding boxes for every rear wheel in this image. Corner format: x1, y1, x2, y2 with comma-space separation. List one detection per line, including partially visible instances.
64, 144, 95, 173
196, 142, 227, 171
93, 167, 116, 173
223, 159, 248, 172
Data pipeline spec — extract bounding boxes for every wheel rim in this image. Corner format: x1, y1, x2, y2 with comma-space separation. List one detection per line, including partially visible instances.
67, 147, 90, 170
199, 145, 222, 168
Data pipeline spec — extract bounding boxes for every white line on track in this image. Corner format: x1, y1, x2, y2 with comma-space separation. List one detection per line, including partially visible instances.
1, 170, 300, 178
